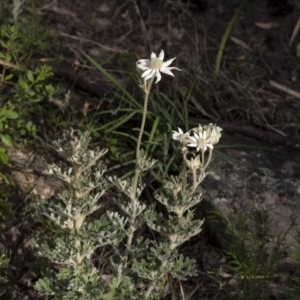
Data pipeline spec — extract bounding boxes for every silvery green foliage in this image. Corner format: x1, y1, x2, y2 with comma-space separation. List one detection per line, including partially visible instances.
107, 144, 201, 298
136, 149, 157, 171
154, 173, 205, 215
109, 175, 145, 200
132, 242, 197, 281
33, 128, 126, 299
33, 126, 217, 300
145, 172, 205, 249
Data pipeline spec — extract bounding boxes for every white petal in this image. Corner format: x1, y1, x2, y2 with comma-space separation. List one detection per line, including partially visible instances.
193, 133, 199, 140
160, 67, 175, 77
136, 59, 150, 70
167, 67, 181, 71
187, 143, 197, 148
172, 132, 179, 140
151, 52, 157, 59
207, 144, 214, 149
155, 71, 161, 83
141, 68, 153, 78
138, 66, 150, 71
189, 136, 197, 143
172, 128, 184, 140
159, 50, 164, 60
137, 59, 150, 65
144, 70, 156, 81
162, 57, 176, 67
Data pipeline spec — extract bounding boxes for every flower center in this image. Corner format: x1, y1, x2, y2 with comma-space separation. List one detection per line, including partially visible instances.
150, 57, 163, 69
197, 138, 207, 147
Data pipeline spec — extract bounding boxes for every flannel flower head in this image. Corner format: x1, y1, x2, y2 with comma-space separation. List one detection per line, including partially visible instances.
136, 50, 181, 84
203, 123, 223, 145
172, 127, 191, 145
187, 125, 214, 153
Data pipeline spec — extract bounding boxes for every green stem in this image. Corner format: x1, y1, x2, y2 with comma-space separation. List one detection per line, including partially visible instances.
182, 152, 187, 193
145, 262, 167, 299
130, 77, 154, 201
201, 148, 204, 169
192, 168, 197, 193
126, 77, 154, 261
145, 281, 156, 299
203, 148, 213, 171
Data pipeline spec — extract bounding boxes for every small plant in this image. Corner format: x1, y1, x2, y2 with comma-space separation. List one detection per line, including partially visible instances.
33, 50, 222, 299
1, 0, 56, 58
0, 24, 54, 218
285, 233, 300, 299
211, 209, 290, 299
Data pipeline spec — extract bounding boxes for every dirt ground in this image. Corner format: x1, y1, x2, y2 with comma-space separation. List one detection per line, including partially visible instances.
35, 0, 300, 145
1, 0, 300, 299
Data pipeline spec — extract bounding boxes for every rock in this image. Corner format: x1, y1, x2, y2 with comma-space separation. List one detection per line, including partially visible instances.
199, 134, 300, 271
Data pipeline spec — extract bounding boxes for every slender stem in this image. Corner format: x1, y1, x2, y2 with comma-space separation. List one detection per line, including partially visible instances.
126, 77, 154, 261
145, 262, 167, 298
182, 152, 187, 193
192, 168, 197, 193
201, 148, 204, 169
130, 77, 154, 200
70, 165, 86, 265
203, 148, 213, 171
126, 228, 134, 247
145, 281, 156, 299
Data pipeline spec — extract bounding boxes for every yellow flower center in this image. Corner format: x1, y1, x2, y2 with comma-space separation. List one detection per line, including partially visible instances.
150, 57, 163, 69
197, 138, 207, 147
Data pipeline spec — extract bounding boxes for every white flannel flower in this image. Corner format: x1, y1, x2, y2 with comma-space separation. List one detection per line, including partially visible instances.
203, 123, 223, 145
172, 127, 191, 145
136, 50, 181, 84
187, 126, 213, 152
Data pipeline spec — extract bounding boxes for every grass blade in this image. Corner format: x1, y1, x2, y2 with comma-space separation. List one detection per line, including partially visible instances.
81, 51, 142, 109
214, 1, 245, 79
146, 116, 160, 155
